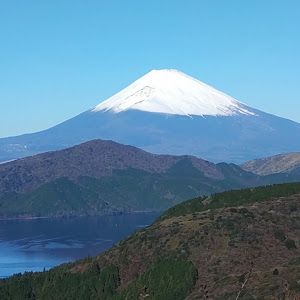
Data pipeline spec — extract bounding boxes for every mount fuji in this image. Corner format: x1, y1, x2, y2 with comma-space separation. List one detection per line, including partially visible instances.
1, 69, 300, 163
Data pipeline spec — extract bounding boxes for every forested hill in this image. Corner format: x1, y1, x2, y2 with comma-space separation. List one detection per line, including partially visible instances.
2, 182, 300, 299
1, 140, 300, 219
0, 139, 222, 195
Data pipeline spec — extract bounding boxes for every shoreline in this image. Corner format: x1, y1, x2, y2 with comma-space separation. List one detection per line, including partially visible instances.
0, 210, 163, 222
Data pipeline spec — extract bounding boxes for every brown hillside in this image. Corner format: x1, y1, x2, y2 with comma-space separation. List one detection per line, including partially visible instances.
73, 192, 300, 299
0, 139, 222, 195
241, 152, 300, 176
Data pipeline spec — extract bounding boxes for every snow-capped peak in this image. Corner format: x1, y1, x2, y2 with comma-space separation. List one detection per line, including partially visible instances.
92, 69, 255, 117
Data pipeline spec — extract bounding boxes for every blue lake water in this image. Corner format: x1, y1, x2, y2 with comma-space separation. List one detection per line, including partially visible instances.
0, 213, 160, 278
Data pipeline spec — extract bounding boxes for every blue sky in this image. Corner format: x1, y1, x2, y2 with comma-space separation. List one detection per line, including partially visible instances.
0, 0, 299, 138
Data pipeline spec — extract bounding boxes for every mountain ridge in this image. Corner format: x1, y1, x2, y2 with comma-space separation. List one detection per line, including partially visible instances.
0, 139, 222, 196
1, 139, 300, 219
241, 152, 300, 176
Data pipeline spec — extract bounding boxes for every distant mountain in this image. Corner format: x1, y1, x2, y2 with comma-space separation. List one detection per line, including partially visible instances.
3, 182, 300, 299
1, 69, 300, 163
0, 139, 223, 195
241, 152, 300, 176
1, 139, 300, 219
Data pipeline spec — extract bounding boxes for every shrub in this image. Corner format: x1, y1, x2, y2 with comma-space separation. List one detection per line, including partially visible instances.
274, 228, 286, 242
228, 240, 235, 247
290, 204, 297, 212
273, 269, 279, 276
285, 239, 297, 250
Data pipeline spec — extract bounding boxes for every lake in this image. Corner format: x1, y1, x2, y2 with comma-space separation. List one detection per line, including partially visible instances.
0, 213, 160, 278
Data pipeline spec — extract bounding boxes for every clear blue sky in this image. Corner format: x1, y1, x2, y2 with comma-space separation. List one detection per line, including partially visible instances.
0, 0, 299, 138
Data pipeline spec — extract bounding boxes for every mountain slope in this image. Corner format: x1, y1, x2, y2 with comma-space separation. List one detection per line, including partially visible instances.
1, 69, 300, 163
0, 139, 222, 196
2, 183, 300, 299
241, 152, 300, 176
1, 139, 300, 219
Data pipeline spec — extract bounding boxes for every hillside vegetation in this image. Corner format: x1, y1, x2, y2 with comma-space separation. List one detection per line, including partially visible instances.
2, 140, 300, 219
1, 158, 300, 219
2, 182, 300, 298
0, 139, 222, 195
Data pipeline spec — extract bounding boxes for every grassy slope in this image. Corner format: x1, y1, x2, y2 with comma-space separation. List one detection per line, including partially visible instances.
2, 182, 300, 299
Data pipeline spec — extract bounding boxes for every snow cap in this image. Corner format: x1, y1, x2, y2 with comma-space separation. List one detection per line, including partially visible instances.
92, 69, 255, 117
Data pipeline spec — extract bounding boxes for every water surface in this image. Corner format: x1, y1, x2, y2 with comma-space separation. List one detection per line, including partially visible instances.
0, 213, 160, 278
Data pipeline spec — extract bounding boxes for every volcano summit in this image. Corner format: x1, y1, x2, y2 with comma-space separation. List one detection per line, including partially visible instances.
92, 69, 254, 117
1, 69, 299, 163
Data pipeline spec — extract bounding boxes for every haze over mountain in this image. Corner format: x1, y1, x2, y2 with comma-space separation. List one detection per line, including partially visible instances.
1, 69, 300, 163
241, 152, 300, 176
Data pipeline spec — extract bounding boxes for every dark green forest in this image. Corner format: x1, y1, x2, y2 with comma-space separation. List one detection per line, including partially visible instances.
0, 259, 197, 300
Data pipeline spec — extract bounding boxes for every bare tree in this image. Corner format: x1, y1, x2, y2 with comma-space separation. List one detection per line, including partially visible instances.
235, 262, 253, 300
